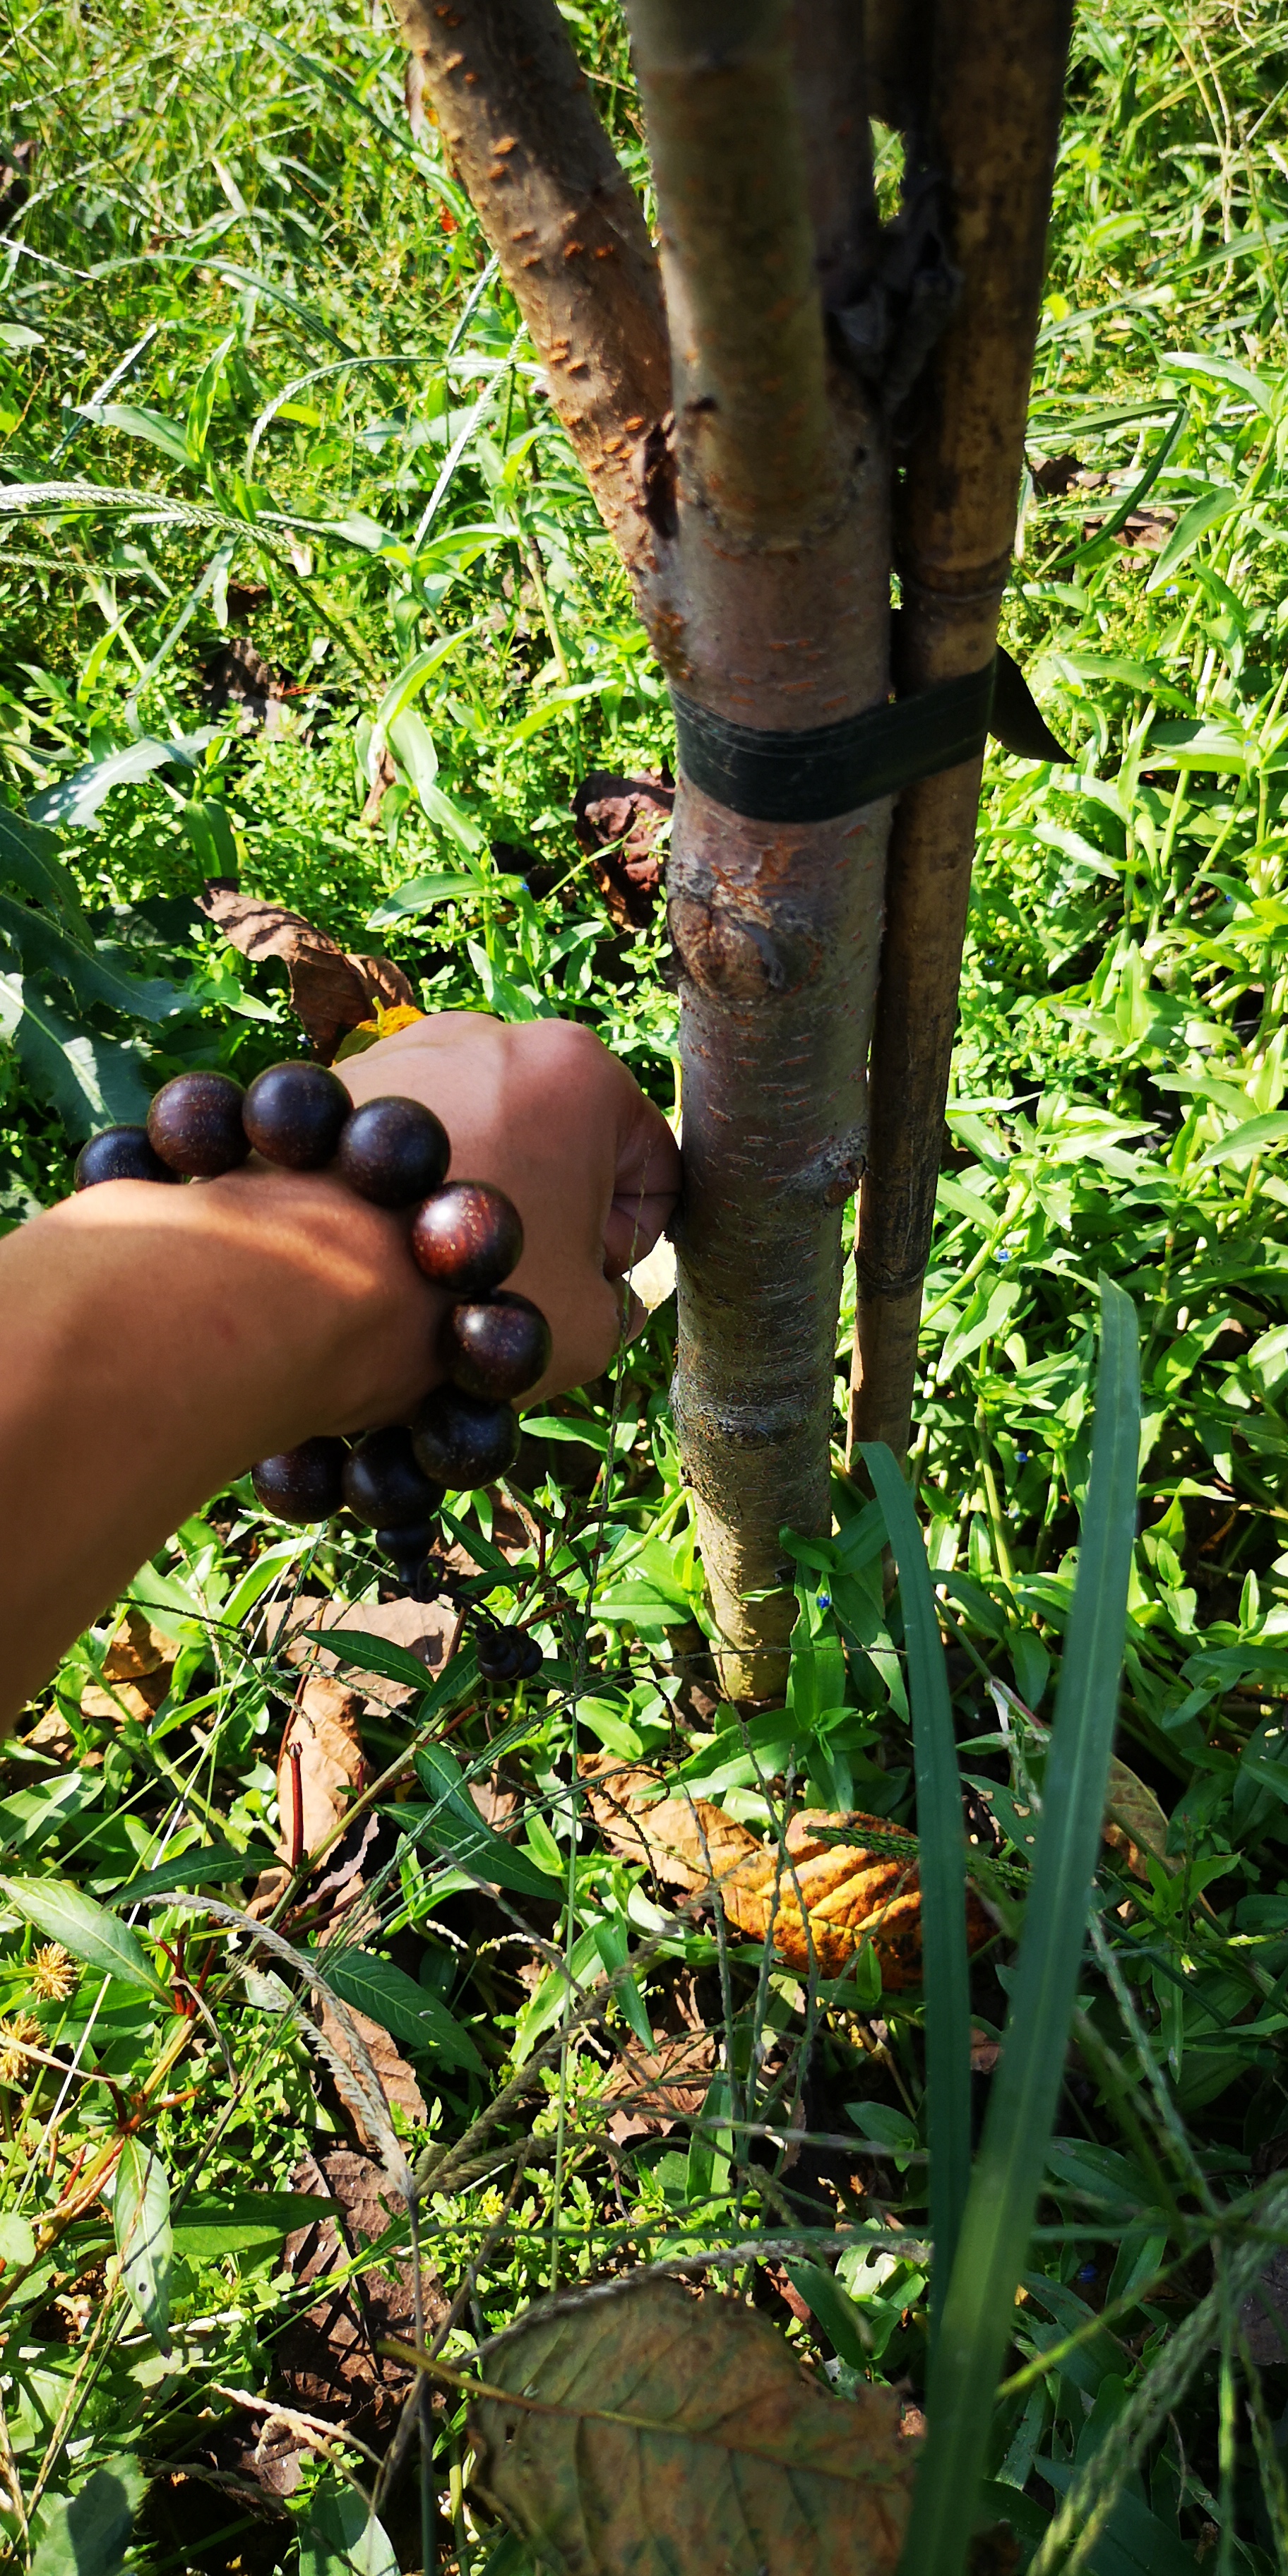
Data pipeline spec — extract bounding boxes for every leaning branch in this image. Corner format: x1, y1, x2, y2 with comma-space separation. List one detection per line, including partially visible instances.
392, 0, 671, 589
849, 0, 1073, 1465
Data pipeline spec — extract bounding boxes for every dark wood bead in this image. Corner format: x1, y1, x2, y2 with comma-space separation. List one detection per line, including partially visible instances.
412, 1385, 520, 1489
377, 1522, 439, 1598
73, 1125, 179, 1190
443, 1292, 551, 1400
343, 1426, 445, 1529
477, 1626, 543, 1683
410, 1181, 523, 1294
251, 1437, 348, 1522
338, 1095, 450, 1208
244, 1061, 351, 1169
147, 1071, 250, 1176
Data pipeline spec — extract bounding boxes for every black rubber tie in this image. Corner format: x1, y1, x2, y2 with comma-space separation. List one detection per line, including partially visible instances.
670, 657, 998, 824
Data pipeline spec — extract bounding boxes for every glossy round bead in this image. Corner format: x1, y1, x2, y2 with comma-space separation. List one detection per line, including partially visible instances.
376, 1515, 440, 1561
410, 1181, 523, 1295
477, 1626, 543, 1683
243, 1061, 351, 1171
251, 1436, 348, 1523
148, 1071, 250, 1177
412, 1385, 520, 1489
378, 1524, 439, 1599
338, 1095, 450, 1209
443, 1292, 551, 1401
73, 1125, 179, 1190
342, 1426, 445, 1530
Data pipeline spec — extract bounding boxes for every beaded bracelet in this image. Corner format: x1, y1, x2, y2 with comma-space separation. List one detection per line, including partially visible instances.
73, 1063, 549, 1680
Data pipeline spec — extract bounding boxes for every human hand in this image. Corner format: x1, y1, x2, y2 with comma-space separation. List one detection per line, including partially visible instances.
340, 1010, 681, 1398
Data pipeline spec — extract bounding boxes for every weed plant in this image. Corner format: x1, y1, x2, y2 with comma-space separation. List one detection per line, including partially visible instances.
2, 1, 1288, 2572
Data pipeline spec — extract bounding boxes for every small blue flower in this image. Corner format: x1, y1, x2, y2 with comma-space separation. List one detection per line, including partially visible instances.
817, 1591, 832, 1609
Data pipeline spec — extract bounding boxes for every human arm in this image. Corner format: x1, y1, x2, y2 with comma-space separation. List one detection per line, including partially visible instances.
0, 1012, 679, 1720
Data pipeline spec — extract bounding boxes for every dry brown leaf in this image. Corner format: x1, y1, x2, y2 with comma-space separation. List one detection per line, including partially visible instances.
469, 2274, 914, 2576
315, 1996, 427, 2143
1103, 1753, 1176, 1881
603, 2026, 716, 2145
80, 1607, 177, 1723
267, 1593, 460, 1712
572, 769, 673, 928
270, 2146, 443, 2464
580, 1759, 991, 1991
277, 1676, 367, 1861
196, 881, 415, 1060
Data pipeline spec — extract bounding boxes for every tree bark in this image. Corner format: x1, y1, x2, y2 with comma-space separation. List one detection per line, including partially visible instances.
391, 0, 671, 590
626, 0, 889, 1695
399, 0, 893, 1693
847, 0, 1073, 1469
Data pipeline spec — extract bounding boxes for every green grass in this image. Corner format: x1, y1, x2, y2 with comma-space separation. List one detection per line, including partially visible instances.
4, 1, 1288, 2570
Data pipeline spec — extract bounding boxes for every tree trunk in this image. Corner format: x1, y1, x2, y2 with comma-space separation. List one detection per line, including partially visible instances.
847, 0, 1073, 1469
622, 0, 889, 1696
401, 0, 891, 1695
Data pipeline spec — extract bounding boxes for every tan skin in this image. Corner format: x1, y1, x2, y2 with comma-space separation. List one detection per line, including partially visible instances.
0, 1012, 680, 1723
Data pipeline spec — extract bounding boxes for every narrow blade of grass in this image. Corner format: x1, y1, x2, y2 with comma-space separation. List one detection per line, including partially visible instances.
861, 1438, 972, 2339
900, 1273, 1140, 2576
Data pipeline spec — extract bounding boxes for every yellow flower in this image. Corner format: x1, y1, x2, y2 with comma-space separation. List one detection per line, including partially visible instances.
0, 2015, 40, 2087
28, 1944, 76, 2004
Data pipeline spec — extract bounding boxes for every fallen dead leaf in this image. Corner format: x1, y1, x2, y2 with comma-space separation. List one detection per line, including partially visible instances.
1103, 1752, 1176, 1881
580, 1760, 991, 1991
80, 1608, 177, 1724
197, 880, 416, 1061
315, 1993, 427, 2143
266, 1593, 460, 1713
277, 1674, 367, 1862
602, 2024, 716, 2145
269, 2147, 444, 2468
469, 2274, 913, 2576
572, 769, 673, 929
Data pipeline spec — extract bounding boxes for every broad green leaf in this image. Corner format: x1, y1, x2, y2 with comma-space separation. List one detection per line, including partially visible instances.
170, 2190, 336, 2258
374, 623, 480, 732
316, 1944, 483, 2072
366, 870, 491, 926
904, 1277, 1140, 2576
468, 2274, 913, 2576
784, 2259, 871, 2369
0, 806, 90, 928
1195, 1112, 1288, 1169
80, 399, 194, 469
1, 1875, 169, 1997
302, 1626, 442, 1695
181, 794, 239, 876
412, 1744, 561, 1899
387, 708, 483, 849
106, 1843, 278, 1904
299, 2485, 399, 2576
113, 2137, 172, 2344
1145, 485, 1236, 588
30, 2461, 143, 2576
0, 972, 153, 1135
0, 2212, 35, 2265
861, 1440, 972, 2337
0, 888, 180, 1020
28, 733, 208, 833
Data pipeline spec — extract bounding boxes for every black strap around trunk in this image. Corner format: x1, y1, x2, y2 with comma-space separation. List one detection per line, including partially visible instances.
670, 657, 998, 825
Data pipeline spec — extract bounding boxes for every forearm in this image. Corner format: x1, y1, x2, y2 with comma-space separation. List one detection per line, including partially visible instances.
0, 1170, 444, 1719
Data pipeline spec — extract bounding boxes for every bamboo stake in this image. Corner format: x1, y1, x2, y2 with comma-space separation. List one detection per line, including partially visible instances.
847, 0, 1073, 1469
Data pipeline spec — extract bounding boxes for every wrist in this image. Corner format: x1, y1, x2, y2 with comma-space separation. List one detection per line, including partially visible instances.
49, 1164, 448, 1448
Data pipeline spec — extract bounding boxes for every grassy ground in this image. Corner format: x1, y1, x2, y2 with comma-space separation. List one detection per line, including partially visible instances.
4, 0, 1288, 2569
